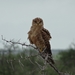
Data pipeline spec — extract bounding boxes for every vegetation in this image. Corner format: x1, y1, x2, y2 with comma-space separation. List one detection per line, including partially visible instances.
58, 48, 75, 75
0, 44, 75, 75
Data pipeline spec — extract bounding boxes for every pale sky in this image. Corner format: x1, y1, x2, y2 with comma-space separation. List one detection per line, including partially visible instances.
0, 0, 75, 49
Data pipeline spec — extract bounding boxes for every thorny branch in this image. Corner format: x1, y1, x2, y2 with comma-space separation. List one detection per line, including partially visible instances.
1, 35, 37, 49
1, 36, 70, 75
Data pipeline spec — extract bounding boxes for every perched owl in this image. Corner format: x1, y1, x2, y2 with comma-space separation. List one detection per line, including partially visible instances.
28, 17, 54, 64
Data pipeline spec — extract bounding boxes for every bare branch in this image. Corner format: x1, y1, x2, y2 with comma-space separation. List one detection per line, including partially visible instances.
1, 35, 37, 49
18, 59, 24, 70
28, 58, 36, 65
35, 61, 43, 70
10, 60, 14, 71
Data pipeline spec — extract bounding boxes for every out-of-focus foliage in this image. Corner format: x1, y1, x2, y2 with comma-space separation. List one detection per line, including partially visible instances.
59, 48, 75, 67
0, 44, 75, 75
58, 46, 75, 75
0, 44, 45, 75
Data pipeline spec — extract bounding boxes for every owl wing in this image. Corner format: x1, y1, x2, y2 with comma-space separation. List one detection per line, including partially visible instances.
41, 30, 55, 64
42, 28, 52, 40
41, 30, 52, 54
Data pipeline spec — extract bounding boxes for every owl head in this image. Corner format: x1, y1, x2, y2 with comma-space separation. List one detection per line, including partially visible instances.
32, 17, 44, 27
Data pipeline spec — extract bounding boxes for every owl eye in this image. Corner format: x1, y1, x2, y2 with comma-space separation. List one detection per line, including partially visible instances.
34, 20, 37, 23
39, 20, 42, 23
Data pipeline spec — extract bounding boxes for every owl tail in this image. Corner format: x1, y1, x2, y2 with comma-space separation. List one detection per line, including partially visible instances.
40, 51, 55, 64
44, 41, 55, 64
48, 54, 55, 64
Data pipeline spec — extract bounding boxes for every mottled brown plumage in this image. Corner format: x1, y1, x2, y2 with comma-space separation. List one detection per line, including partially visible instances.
28, 17, 54, 64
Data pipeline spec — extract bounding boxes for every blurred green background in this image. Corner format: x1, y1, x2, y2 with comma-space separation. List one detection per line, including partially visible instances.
0, 43, 75, 75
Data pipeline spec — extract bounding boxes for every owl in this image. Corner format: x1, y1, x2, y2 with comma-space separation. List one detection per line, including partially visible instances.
28, 17, 54, 64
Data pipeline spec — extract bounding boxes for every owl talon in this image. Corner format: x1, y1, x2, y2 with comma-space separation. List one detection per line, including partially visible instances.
39, 47, 46, 53
40, 48, 43, 52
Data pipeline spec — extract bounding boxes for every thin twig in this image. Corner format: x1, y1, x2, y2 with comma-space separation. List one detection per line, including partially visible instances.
10, 60, 14, 71
28, 58, 36, 65
35, 61, 43, 70
18, 59, 24, 67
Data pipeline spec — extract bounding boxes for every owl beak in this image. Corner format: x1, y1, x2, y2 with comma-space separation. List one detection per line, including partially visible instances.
37, 22, 39, 24
37, 23, 39, 25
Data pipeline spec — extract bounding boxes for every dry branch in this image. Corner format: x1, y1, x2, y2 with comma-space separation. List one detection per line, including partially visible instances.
1, 35, 37, 49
